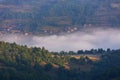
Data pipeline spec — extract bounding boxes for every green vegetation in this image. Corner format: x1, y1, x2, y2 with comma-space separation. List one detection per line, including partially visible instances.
0, 41, 69, 66
0, 41, 120, 80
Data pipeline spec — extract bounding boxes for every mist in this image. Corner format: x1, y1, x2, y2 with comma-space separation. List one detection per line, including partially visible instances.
0, 28, 120, 52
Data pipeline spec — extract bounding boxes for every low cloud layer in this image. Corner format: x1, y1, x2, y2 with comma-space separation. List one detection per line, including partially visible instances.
0, 28, 120, 52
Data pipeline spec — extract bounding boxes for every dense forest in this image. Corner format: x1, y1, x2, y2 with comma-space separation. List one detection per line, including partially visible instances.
0, 41, 120, 80
0, 0, 120, 35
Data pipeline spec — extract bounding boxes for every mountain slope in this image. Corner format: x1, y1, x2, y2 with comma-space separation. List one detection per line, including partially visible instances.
0, 41, 120, 80
0, 0, 120, 35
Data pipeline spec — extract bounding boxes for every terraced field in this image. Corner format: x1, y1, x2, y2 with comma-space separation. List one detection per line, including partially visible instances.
0, 0, 120, 35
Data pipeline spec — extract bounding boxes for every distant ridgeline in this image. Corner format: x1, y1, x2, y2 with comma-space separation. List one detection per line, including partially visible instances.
0, 0, 120, 35
0, 41, 120, 80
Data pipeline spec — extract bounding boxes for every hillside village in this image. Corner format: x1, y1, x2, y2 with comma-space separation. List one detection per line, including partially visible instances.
0, 0, 120, 35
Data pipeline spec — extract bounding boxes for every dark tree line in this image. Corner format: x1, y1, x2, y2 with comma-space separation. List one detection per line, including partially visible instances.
0, 41, 120, 80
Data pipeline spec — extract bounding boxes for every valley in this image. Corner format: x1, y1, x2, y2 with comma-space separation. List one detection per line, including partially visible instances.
0, 0, 120, 80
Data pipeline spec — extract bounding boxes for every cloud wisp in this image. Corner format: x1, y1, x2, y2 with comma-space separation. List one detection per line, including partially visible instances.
0, 28, 120, 52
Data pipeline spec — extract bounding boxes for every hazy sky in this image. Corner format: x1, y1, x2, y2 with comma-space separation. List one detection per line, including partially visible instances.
0, 28, 120, 52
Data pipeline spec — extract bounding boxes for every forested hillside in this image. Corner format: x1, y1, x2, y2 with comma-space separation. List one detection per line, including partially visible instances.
0, 41, 120, 80
0, 0, 120, 35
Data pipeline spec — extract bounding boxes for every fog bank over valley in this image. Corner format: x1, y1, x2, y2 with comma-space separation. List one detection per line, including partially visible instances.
0, 28, 120, 52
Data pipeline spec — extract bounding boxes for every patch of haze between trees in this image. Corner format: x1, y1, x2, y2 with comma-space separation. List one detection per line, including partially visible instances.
0, 28, 120, 52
